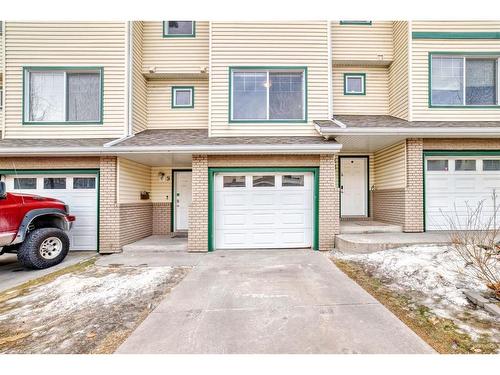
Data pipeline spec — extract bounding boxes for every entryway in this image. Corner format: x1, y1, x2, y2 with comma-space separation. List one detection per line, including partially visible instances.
339, 157, 368, 217
173, 170, 192, 232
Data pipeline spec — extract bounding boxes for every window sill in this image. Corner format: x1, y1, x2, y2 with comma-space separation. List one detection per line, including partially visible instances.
229, 119, 308, 124
428, 105, 500, 109
22, 121, 104, 125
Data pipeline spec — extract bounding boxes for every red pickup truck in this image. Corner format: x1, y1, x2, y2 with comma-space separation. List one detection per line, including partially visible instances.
0, 181, 75, 269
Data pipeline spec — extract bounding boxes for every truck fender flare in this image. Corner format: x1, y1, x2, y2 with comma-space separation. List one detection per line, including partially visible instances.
11, 208, 69, 245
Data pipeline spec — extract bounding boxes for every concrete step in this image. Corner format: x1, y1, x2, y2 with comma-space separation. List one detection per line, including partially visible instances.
340, 221, 402, 234
122, 235, 188, 253
334, 232, 452, 253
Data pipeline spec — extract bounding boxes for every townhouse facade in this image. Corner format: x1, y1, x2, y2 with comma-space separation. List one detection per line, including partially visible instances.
0, 21, 499, 253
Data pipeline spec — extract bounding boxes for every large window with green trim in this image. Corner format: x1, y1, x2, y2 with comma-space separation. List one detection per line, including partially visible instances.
430, 54, 500, 107
229, 67, 307, 122
163, 21, 195, 37
23, 67, 103, 124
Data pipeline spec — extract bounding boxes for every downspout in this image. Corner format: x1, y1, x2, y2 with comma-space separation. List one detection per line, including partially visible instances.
327, 20, 333, 120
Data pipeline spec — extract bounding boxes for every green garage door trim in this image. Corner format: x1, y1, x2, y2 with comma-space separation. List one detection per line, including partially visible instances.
208, 167, 320, 252
0, 168, 100, 252
422, 150, 500, 231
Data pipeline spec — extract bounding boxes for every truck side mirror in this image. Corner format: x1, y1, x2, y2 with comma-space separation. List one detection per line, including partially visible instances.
0, 181, 6, 199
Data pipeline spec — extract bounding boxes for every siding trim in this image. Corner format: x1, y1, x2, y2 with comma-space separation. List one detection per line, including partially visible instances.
22, 66, 104, 125
413, 32, 500, 40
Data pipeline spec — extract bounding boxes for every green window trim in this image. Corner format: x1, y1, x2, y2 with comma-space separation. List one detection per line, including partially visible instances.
343, 73, 366, 95
228, 66, 308, 124
22, 66, 104, 125
162, 21, 196, 38
208, 167, 319, 252
428, 52, 500, 109
414, 32, 500, 40
339, 21, 372, 25
171, 86, 195, 109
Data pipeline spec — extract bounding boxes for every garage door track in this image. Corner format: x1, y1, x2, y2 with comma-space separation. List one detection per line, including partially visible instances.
115, 250, 434, 354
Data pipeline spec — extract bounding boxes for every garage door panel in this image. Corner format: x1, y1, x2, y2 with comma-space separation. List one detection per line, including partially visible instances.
219, 192, 248, 208
251, 193, 276, 206
252, 213, 276, 225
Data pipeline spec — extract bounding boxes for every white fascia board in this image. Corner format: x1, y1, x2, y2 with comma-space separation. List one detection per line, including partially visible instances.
317, 127, 500, 137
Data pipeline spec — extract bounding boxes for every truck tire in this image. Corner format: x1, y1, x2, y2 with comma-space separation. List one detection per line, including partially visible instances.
17, 228, 70, 269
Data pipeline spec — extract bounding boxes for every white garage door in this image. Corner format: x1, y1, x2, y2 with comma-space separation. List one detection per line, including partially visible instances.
5, 173, 98, 251
214, 172, 314, 249
425, 156, 500, 230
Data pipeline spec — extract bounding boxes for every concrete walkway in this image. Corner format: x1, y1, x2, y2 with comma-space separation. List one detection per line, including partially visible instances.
113, 250, 434, 354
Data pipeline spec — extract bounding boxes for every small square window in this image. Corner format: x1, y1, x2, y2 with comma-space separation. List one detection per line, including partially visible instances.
163, 21, 195, 37
427, 160, 449, 171
44, 178, 66, 189
223, 176, 246, 188
455, 160, 476, 171
282, 175, 304, 187
252, 176, 275, 187
73, 177, 96, 189
483, 160, 500, 171
344, 74, 365, 95
172, 87, 194, 108
14, 178, 37, 190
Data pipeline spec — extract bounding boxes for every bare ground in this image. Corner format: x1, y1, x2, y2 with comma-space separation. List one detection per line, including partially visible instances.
0, 260, 190, 354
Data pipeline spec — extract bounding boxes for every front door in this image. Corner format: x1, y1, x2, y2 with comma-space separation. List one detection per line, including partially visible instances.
174, 171, 192, 231
340, 157, 368, 217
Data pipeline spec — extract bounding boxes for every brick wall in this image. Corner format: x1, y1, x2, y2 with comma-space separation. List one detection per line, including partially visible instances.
424, 138, 500, 150
404, 138, 424, 232
0, 157, 100, 169
153, 202, 171, 235
188, 155, 209, 252
319, 154, 339, 251
208, 154, 320, 167
99, 156, 121, 253
372, 188, 405, 226
119, 203, 153, 246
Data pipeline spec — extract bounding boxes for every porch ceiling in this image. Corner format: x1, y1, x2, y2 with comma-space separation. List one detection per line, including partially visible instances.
119, 153, 192, 167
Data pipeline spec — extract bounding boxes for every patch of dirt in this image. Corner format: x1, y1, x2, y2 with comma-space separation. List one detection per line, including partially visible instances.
0, 263, 190, 354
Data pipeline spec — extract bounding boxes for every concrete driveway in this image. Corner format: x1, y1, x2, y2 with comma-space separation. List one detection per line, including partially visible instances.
113, 250, 434, 354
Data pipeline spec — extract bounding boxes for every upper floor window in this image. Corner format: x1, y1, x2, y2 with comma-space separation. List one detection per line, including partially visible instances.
430, 54, 499, 107
230, 67, 307, 122
344, 73, 366, 95
23, 67, 103, 124
163, 21, 195, 38
339, 21, 372, 25
172, 86, 194, 108
0, 85, 3, 110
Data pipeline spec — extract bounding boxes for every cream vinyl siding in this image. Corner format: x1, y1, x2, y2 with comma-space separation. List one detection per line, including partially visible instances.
132, 21, 147, 134
210, 21, 329, 137
3, 22, 127, 139
333, 66, 389, 115
118, 158, 152, 204
142, 22, 209, 74
412, 21, 500, 121
331, 21, 393, 64
388, 21, 410, 120
374, 141, 406, 190
150, 167, 172, 203
147, 79, 208, 129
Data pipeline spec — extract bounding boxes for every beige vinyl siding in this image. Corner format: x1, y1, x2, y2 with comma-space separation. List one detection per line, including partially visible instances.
331, 21, 393, 64
374, 141, 406, 190
333, 66, 389, 115
118, 158, 151, 204
147, 79, 208, 129
388, 21, 409, 120
210, 21, 329, 137
3, 22, 127, 139
142, 22, 209, 74
150, 167, 172, 203
412, 21, 500, 121
132, 21, 147, 134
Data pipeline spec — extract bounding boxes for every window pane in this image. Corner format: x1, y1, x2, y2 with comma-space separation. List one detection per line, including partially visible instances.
466, 59, 497, 105
67, 73, 100, 121
269, 72, 304, 120
431, 57, 464, 105
174, 89, 192, 106
427, 160, 449, 171
14, 178, 37, 189
282, 175, 304, 187
73, 177, 96, 189
346, 76, 363, 93
232, 72, 267, 120
223, 176, 246, 188
29, 71, 65, 121
483, 160, 500, 171
44, 178, 66, 189
252, 176, 275, 187
166, 21, 193, 35
455, 160, 476, 171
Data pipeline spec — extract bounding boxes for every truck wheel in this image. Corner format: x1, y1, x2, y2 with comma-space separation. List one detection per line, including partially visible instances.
17, 228, 70, 269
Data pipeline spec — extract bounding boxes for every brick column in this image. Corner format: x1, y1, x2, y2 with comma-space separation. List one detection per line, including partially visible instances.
319, 154, 339, 251
152, 202, 171, 235
99, 156, 121, 253
404, 138, 424, 232
188, 155, 209, 252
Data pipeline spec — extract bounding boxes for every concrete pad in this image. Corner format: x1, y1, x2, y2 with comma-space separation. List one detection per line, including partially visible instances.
0, 251, 96, 293
122, 235, 187, 252
117, 250, 434, 354
340, 220, 403, 234
96, 251, 204, 268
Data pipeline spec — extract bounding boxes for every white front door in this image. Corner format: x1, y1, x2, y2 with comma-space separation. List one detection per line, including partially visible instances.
174, 171, 192, 231
340, 157, 368, 216
214, 172, 314, 249
5, 173, 98, 251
